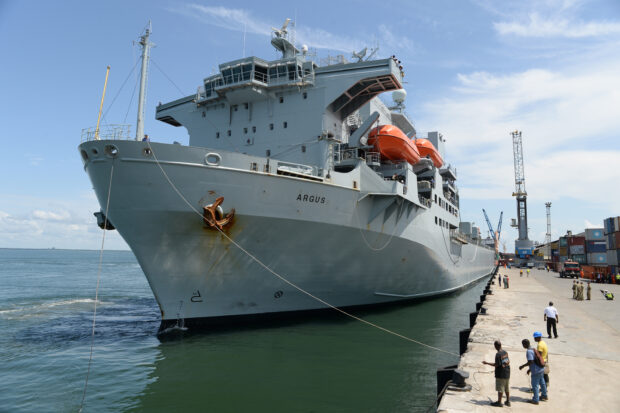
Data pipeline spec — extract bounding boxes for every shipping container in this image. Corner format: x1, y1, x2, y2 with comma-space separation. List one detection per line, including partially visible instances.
559, 246, 568, 256
568, 236, 586, 246
585, 228, 604, 241
608, 233, 617, 250
608, 250, 619, 266
586, 241, 606, 253
550, 241, 559, 249
551, 249, 559, 256
587, 252, 607, 265
559, 256, 568, 262
615, 232, 620, 248
572, 254, 586, 264
569, 245, 585, 254
616, 217, 620, 232
559, 237, 568, 247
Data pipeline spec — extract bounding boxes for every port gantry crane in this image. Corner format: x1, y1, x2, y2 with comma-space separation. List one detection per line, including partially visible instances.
483, 209, 503, 258
510, 131, 534, 258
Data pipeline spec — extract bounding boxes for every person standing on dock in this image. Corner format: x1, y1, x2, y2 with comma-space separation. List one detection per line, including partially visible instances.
504, 274, 509, 289
482, 340, 511, 407
534, 332, 550, 388
587, 282, 592, 300
578, 282, 585, 301
498, 274, 502, 287
519, 339, 548, 404
527, 268, 530, 277
544, 302, 559, 339
572, 281, 577, 299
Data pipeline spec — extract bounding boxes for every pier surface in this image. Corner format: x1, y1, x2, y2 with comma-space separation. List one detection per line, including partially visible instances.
438, 266, 620, 412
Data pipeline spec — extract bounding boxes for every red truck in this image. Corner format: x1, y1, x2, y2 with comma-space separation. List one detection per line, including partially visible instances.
559, 261, 581, 278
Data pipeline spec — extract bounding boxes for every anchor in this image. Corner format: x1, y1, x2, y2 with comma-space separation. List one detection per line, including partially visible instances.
202, 196, 235, 230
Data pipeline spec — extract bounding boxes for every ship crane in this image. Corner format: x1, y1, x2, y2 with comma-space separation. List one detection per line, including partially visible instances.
510, 130, 534, 258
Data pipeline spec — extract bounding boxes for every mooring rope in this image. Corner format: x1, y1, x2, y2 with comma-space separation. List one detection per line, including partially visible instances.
79, 163, 114, 412
146, 142, 460, 357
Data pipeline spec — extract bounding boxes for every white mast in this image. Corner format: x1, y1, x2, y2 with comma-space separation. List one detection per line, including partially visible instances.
136, 22, 153, 141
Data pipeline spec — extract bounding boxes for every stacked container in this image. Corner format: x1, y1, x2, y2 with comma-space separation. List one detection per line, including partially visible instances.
585, 228, 607, 266
568, 235, 586, 263
604, 217, 620, 275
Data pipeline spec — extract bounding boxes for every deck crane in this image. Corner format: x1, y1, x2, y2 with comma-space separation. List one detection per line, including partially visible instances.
510, 131, 534, 258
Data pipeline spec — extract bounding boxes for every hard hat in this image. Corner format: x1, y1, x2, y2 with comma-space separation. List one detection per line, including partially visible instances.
533, 331, 542, 338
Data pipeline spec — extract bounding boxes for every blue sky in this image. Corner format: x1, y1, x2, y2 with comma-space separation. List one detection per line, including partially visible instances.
1, 0, 619, 251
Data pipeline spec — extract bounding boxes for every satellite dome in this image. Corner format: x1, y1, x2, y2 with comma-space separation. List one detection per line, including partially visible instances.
301, 44, 308, 54
392, 89, 407, 104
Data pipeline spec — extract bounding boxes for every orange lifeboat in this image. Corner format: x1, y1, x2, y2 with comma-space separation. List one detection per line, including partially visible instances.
367, 125, 421, 165
415, 138, 443, 168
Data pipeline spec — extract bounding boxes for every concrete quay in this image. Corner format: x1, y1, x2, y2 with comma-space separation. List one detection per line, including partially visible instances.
438, 266, 620, 412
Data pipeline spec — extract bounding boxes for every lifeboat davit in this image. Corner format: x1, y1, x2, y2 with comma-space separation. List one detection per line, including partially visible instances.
415, 138, 443, 168
367, 125, 421, 165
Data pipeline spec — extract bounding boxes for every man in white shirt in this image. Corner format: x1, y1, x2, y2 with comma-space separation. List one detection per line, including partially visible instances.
544, 301, 559, 339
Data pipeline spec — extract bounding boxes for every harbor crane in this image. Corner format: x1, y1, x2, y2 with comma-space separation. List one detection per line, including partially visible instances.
510, 131, 534, 258
483, 209, 503, 257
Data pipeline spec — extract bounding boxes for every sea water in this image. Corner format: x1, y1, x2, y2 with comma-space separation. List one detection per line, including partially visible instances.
0, 248, 486, 412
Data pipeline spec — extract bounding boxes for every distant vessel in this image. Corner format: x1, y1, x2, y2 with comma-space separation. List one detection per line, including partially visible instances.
79, 22, 495, 330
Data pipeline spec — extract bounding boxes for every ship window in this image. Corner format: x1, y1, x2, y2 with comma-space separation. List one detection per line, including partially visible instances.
255, 65, 268, 82
303, 92, 307, 99
264, 164, 270, 173
301, 145, 306, 153
216, 132, 220, 139
252, 126, 256, 133
241, 63, 252, 81
250, 162, 258, 171
202, 111, 206, 118
266, 149, 271, 157
244, 103, 249, 109
222, 68, 232, 84
279, 97, 284, 103
234, 105, 238, 111
232, 66, 242, 82
435, 216, 438, 225
269, 123, 274, 130
283, 121, 288, 128
244, 128, 248, 134
288, 63, 296, 80
268, 66, 277, 80
277, 65, 287, 78
439, 218, 443, 226
227, 130, 231, 137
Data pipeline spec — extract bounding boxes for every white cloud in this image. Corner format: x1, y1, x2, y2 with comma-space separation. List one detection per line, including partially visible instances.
32, 209, 71, 221
169, 4, 412, 54
495, 12, 620, 38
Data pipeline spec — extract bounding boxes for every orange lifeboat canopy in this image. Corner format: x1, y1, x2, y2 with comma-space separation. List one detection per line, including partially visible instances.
415, 138, 443, 168
367, 125, 421, 165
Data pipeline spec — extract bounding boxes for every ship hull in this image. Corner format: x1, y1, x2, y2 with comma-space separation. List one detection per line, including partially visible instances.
79, 140, 495, 328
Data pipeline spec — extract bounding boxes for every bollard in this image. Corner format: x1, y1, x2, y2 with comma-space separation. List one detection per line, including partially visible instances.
469, 312, 478, 328
436, 365, 457, 396
480, 294, 486, 302
459, 328, 471, 355
476, 302, 482, 311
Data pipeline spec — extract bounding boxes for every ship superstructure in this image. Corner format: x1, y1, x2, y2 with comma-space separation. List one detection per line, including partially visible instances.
79, 24, 494, 329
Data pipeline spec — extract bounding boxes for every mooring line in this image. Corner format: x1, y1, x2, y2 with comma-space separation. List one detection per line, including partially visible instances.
79, 163, 114, 412
146, 142, 460, 357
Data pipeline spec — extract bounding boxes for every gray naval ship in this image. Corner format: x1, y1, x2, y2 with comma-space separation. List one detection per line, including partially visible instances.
79, 22, 495, 330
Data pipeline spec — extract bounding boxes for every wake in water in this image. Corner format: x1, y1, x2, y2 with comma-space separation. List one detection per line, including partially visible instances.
0, 298, 109, 320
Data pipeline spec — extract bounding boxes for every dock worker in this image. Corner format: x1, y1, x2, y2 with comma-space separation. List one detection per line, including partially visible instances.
572, 281, 577, 299
520, 269, 523, 277
533, 332, 550, 388
519, 339, 548, 404
498, 274, 502, 287
616, 273, 620, 284
544, 301, 559, 339
587, 282, 591, 300
579, 282, 585, 301
504, 274, 509, 289
527, 268, 530, 277
482, 340, 511, 407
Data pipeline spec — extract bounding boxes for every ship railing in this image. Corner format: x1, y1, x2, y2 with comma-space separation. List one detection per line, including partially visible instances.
333, 147, 358, 163
418, 195, 432, 208
81, 124, 132, 142
365, 152, 380, 167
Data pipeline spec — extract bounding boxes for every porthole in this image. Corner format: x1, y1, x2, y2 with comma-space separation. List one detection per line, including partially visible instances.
91, 148, 99, 156
80, 149, 89, 162
104, 144, 119, 158
143, 147, 152, 157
